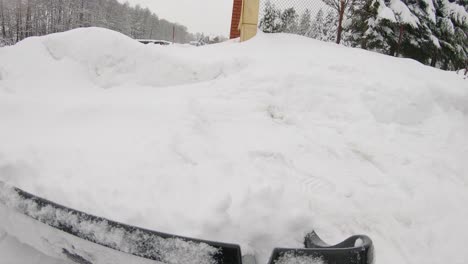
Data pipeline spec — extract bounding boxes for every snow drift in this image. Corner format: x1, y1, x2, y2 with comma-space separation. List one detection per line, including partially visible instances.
0, 27, 467, 264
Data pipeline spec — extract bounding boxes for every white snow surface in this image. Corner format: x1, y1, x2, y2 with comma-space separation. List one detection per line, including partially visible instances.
0, 231, 68, 264
0, 28, 468, 264
274, 252, 325, 264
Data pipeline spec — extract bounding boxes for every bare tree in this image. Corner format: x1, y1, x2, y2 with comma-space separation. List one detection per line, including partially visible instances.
0, 0, 197, 45
322, 0, 351, 44
25, 0, 32, 37
15, 0, 22, 42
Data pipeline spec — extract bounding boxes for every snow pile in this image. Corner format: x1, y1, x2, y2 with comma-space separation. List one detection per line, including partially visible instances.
274, 253, 324, 264
0, 28, 243, 90
1, 28, 467, 264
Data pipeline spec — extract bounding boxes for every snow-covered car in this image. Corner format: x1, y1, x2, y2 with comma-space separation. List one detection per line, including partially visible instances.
137, 39, 172, 45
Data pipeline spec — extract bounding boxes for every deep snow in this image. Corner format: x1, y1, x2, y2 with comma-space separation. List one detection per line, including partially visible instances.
0, 28, 467, 264
0, 231, 67, 264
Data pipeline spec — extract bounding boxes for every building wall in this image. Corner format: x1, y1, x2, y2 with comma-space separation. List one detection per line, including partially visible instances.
230, 0, 242, 39
239, 0, 259, 42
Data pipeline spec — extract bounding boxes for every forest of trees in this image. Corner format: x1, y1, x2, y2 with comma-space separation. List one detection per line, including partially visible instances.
0, 0, 196, 46
259, 0, 468, 71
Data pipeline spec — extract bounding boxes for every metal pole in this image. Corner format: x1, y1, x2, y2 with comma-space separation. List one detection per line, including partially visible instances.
172, 25, 175, 43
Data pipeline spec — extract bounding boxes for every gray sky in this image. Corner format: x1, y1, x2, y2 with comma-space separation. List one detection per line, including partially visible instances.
121, 0, 234, 36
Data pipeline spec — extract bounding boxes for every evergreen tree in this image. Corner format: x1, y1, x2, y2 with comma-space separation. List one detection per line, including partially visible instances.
347, 0, 390, 51
298, 9, 312, 36
308, 9, 324, 39
347, 0, 466, 69
431, 0, 468, 69
322, 10, 339, 42
388, 0, 421, 56
259, 0, 282, 33
280, 7, 299, 33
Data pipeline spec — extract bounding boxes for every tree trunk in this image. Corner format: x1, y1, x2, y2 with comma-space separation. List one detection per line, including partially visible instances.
430, 51, 437, 67
25, 0, 31, 38
149, 23, 154, 39
57, 0, 63, 32
395, 24, 404, 57
336, 0, 345, 44
16, 0, 21, 42
79, 0, 84, 27
0, 0, 6, 38
172, 25, 175, 43
49, 0, 54, 33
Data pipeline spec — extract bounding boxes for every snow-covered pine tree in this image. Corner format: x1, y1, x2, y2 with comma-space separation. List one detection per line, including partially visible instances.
349, 0, 424, 55
307, 9, 325, 39
325, 0, 466, 69
298, 9, 312, 36
322, 10, 339, 42
259, 0, 282, 33
431, 0, 468, 70
130, 5, 146, 39
280, 7, 299, 33
393, 0, 454, 66
386, 0, 422, 57
347, 0, 395, 52
391, 0, 467, 69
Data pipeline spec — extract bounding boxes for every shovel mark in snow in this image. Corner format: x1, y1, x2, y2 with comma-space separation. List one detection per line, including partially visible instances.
0, 229, 6, 243
299, 176, 336, 195
328, 64, 358, 75
267, 105, 286, 122
172, 145, 198, 166
249, 151, 288, 164
43, 43, 64, 61
249, 151, 336, 194
351, 148, 385, 174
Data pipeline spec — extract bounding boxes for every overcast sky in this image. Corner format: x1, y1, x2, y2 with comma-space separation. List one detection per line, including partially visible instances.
120, 0, 234, 36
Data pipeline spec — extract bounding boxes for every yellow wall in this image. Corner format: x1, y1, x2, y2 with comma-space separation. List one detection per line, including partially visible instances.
239, 0, 260, 42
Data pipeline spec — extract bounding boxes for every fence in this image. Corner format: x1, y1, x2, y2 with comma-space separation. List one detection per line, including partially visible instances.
258, 0, 347, 44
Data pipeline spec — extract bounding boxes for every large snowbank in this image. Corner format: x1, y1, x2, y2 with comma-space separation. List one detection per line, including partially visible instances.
0, 28, 467, 264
